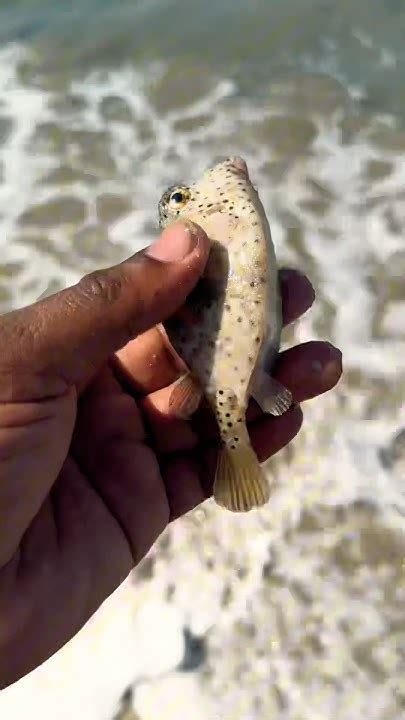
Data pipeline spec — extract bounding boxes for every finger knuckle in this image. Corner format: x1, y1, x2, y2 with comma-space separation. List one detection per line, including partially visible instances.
77, 270, 124, 306
0, 313, 37, 380
120, 281, 151, 340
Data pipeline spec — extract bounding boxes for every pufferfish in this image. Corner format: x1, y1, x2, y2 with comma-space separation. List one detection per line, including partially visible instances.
158, 157, 292, 513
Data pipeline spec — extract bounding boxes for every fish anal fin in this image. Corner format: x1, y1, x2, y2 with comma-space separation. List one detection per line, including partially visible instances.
168, 372, 203, 419
213, 441, 270, 513
252, 369, 292, 417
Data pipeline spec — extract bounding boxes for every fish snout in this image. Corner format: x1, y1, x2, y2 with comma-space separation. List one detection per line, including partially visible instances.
228, 156, 249, 177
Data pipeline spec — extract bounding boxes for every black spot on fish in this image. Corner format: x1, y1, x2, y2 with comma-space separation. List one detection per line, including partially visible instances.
179, 628, 207, 672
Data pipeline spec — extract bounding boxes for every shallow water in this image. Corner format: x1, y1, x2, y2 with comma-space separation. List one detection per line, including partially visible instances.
0, 2, 404, 719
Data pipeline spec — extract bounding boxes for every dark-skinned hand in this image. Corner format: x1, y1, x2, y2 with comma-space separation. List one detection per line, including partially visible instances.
0, 221, 342, 689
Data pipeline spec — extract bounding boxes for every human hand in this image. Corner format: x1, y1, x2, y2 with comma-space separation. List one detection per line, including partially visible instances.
0, 221, 342, 688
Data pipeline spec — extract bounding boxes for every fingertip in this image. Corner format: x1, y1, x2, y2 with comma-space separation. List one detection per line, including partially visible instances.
140, 387, 198, 454
114, 326, 183, 395
250, 405, 303, 462
145, 220, 209, 266
179, 220, 211, 278
183, 219, 210, 258
279, 268, 315, 325
274, 340, 343, 402
315, 341, 343, 391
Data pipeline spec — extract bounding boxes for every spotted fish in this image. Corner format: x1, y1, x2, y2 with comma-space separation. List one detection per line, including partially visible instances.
158, 157, 292, 512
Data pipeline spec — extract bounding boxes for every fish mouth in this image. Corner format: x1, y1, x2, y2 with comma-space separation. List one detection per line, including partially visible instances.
227, 156, 249, 177
207, 156, 250, 179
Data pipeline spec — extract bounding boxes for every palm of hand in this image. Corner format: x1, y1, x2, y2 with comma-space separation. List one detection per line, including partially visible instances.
0, 270, 341, 686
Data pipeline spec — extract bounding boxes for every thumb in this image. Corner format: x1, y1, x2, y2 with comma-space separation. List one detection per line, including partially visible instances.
0, 221, 209, 401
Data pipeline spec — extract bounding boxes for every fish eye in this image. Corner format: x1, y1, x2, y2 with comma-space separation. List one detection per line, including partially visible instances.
168, 188, 190, 209
171, 191, 185, 203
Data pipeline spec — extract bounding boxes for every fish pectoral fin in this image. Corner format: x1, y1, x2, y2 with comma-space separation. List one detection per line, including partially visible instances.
251, 369, 292, 417
168, 372, 203, 419
214, 440, 270, 513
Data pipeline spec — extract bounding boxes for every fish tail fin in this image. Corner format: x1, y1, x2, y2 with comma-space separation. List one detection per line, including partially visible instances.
213, 439, 270, 513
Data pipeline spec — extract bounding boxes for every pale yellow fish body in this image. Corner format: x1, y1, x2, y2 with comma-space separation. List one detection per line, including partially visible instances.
158, 157, 291, 512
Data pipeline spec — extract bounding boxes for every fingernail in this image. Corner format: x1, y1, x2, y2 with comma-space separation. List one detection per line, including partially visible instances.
321, 359, 342, 388
311, 344, 343, 388
145, 221, 202, 263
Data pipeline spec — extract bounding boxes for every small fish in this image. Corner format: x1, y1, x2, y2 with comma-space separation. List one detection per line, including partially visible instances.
158, 157, 292, 512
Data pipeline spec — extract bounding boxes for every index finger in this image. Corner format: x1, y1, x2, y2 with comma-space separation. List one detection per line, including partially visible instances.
114, 325, 184, 395
113, 268, 315, 396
